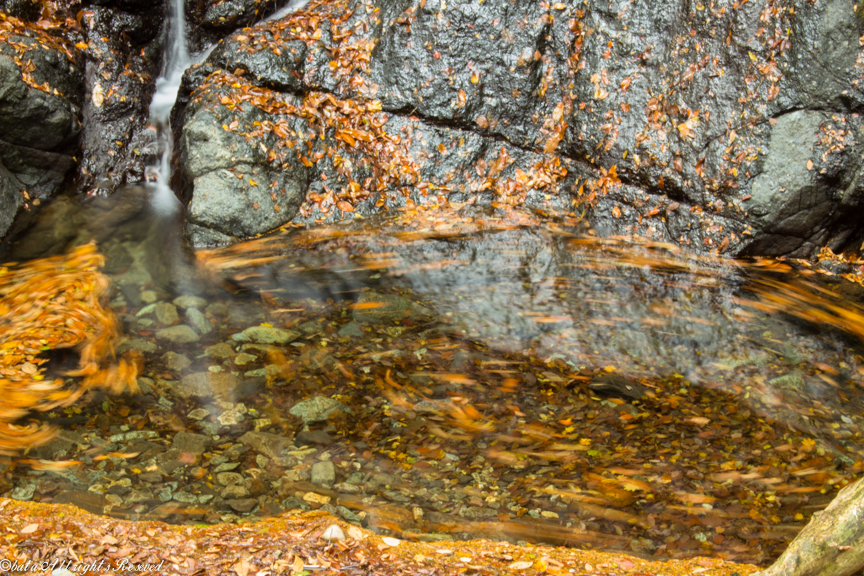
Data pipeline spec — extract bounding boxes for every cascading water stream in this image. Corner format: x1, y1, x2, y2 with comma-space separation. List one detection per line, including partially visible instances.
145, 0, 309, 215
135, 0, 311, 293
146, 0, 192, 215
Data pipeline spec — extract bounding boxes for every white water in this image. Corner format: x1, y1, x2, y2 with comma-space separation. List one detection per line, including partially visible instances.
147, 0, 191, 215
146, 0, 310, 215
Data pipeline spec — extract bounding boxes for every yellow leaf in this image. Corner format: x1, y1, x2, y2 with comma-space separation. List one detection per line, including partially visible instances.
748, 51, 757, 62
249, 179, 258, 186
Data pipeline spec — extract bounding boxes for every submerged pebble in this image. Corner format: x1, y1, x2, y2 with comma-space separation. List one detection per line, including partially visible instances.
232, 326, 299, 345
186, 307, 212, 334
174, 295, 207, 309
155, 325, 199, 343
290, 396, 352, 424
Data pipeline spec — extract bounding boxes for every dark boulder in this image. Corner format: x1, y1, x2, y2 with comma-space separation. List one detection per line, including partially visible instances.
0, 0, 39, 22
75, 5, 161, 195
187, 0, 307, 49
0, 160, 25, 241
0, 20, 84, 239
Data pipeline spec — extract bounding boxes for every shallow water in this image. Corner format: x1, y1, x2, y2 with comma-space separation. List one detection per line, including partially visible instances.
2, 198, 864, 566
2, 0, 863, 566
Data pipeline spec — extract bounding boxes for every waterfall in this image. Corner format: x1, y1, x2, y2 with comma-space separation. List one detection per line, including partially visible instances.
145, 0, 310, 215
147, 0, 191, 215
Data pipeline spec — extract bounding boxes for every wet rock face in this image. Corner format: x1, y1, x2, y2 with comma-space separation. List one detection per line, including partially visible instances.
178, 79, 311, 244
0, 17, 85, 239
189, 0, 294, 40
75, 4, 162, 195
0, 0, 38, 22
177, 0, 864, 257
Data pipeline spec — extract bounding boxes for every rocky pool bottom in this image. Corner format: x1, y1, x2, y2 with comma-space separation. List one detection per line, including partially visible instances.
2, 200, 864, 568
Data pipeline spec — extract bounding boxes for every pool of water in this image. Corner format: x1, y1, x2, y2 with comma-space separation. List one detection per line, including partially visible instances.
2, 195, 863, 566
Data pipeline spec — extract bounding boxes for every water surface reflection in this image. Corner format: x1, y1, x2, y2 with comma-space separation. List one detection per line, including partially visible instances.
4, 200, 864, 566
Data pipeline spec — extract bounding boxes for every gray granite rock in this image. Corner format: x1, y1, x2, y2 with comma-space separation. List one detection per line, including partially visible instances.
154, 302, 179, 326
231, 326, 300, 345
311, 461, 336, 487
162, 351, 191, 372
226, 498, 257, 512
173, 371, 238, 399
337, 321, 364, 338
155, 325, 200, 344
173, 295, 208, 309
186, 307, 212, 335
216, 472, 244, 486
237, 431, 294, 459
289, 396, 352, 424
170, 432, 211, 456
353, 292, 432, 324
296, 430, 332, 446
221, 485, 251, 499
117, 338, 158, 354
204, 342, 235, 360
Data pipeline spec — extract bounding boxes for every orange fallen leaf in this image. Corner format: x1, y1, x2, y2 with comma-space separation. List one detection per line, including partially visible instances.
685, 416, 710, 426
20, 523, 38, 534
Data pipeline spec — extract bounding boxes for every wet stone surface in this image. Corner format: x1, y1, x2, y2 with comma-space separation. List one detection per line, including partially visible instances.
174, 0, 864, 260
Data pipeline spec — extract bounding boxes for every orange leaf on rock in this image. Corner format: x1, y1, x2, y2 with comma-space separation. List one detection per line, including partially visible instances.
457, 89, 466, 108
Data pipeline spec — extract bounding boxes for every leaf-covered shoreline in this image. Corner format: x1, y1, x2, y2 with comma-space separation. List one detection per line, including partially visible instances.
0, 498, 759, 576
